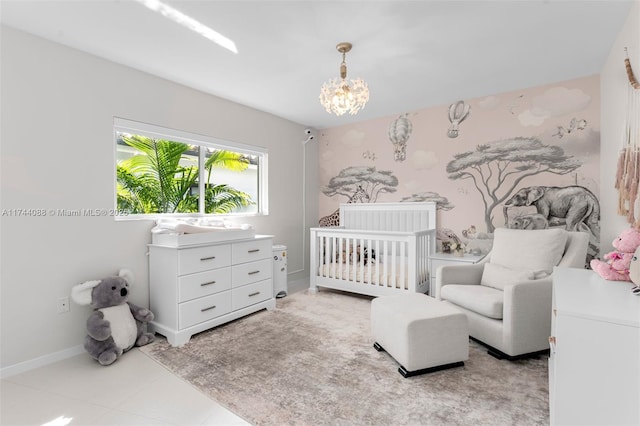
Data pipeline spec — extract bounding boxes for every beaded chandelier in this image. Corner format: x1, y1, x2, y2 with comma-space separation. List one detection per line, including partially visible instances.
319, 42, 370, 116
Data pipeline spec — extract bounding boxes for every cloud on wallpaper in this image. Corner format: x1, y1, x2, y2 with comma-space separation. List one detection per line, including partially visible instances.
478, 95, 501, 110
340, 129, 366, 147
518, 86, 592, 127
519, 109, 548, 127
554, 128, 601, 157
411, 150, 438, 170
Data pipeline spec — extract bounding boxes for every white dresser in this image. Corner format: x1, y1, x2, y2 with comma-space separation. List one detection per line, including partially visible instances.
429, 252, 485, 296
550, 267, 640, 426
149, 235, 275, 346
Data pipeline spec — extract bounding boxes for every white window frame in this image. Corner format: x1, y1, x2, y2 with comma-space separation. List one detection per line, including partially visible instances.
114, 117, 268, 220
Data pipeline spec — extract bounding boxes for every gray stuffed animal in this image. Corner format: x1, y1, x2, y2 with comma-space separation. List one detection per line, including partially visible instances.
71, 269, 155, 365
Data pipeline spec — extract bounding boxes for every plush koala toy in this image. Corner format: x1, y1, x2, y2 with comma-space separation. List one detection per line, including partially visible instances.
71, 269, 155, 365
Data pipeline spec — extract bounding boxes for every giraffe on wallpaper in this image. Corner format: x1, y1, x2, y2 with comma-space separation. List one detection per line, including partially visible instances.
318, 185, 370, 227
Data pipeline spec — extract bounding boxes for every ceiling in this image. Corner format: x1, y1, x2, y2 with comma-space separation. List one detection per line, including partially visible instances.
0, 0, 634, 130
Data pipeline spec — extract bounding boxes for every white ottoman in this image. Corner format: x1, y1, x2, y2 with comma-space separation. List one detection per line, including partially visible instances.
371, 293, 468, 377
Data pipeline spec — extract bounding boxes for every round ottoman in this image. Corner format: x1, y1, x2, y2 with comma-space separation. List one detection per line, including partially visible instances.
371, 293, 468, 377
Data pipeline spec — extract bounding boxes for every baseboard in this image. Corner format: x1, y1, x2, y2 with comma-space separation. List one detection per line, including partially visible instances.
0, 345, 85, 379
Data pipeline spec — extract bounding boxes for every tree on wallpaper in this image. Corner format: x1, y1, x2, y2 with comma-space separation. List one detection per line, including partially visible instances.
446, 137, 581, 233
400, 192, 455, 210
323, 166, 398, 202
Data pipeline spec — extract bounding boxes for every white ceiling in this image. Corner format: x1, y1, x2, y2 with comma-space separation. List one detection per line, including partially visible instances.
1, 0, 634, 129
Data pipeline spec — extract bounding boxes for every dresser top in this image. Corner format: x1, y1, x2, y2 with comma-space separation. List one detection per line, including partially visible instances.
553, 267, 640, 327
149, 234, 274, 249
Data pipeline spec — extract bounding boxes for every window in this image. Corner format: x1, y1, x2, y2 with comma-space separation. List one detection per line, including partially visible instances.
114, 118, 268, 219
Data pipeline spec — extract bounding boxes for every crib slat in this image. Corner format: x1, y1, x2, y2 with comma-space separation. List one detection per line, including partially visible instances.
383, 240, 388, 288
391, 242, 397, 289
400, 242, 406, 290
350, 237, 355, 284
365, 238, 369, 285
375, 239, 380, 287
358, 238, 364, 285
340, 237, 345, 280
345, 237, 350, 282
320, 235, 323, 272
333, 236, 338, 279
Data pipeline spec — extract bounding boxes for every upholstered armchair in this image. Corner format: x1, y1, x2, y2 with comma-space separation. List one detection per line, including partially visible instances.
435, 228, 589, 359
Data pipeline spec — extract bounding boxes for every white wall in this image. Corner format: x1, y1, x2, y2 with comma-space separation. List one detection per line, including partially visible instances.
600, 1, 640, 247
0, 26, 318, 370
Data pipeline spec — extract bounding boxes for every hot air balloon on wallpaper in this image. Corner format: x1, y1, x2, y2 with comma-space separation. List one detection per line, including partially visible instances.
388, 113, 413, 161
447, 100, 471, 138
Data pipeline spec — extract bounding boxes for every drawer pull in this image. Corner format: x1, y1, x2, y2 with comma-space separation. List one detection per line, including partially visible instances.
248, 291, 261, 297
200, 256, 216, 261
248, 270, 260, 275
200, 281, 216, 286
201, 305, 216, 312
248, 249, 260, 253
549, 336, 556, 353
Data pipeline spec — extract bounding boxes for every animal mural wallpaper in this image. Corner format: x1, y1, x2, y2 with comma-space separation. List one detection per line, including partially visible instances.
318, 75, 601, 262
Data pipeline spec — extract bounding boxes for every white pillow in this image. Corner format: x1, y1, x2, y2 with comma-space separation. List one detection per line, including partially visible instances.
480, 263, 536, 290
490, 228, 568, 274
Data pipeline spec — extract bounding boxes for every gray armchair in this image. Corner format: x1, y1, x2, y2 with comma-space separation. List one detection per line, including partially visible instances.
435, 228, 589, 359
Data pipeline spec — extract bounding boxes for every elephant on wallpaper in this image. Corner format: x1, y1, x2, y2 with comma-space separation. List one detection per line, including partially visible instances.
508, 213, 549, 230
504, 185, 600, 234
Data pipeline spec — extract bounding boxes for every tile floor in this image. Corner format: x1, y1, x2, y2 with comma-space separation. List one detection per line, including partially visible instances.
1, 349, 249, 426
1, 281, 308, 426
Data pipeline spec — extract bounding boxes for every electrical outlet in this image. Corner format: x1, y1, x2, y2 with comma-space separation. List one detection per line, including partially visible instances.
57, 296, 70, 314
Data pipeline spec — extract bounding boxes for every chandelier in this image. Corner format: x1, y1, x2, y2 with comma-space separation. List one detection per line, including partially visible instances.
319, 42, 370, 116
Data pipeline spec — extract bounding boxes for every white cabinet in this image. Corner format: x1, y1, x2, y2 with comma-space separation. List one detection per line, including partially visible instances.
429, 252, 485, 296
550, 267, 640, 426
149, 235, 275, 346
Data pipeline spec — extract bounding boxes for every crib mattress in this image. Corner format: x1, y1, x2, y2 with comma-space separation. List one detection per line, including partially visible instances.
317, 262, 428, 288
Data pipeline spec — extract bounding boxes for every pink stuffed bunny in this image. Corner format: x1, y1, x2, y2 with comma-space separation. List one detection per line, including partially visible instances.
590, 227, 640, 281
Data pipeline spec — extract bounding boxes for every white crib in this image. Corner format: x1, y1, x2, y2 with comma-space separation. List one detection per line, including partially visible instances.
309, 202, 437, 297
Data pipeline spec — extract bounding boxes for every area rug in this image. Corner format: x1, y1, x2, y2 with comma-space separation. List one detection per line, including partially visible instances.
140, 290, 549, 425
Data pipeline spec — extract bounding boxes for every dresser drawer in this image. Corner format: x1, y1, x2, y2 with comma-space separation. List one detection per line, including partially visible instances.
178, 245, 231, 275
179, 292, 232, 329
178, 267, 232, 303
232, 279, 272, 310
232, 239, 272, 264
232, 258, 272, 287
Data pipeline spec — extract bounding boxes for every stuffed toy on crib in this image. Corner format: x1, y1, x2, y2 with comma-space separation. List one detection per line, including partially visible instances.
334, 243, 376, 265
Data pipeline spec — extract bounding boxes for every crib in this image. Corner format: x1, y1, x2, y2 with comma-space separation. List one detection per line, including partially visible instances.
309, 202, 437, 297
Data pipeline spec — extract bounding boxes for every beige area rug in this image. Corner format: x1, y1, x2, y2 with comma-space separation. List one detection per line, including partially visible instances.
140, 290, 549, 425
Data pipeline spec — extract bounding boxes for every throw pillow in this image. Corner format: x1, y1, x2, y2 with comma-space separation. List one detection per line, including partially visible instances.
480, 262, 536, 290
490, 227, 568, 274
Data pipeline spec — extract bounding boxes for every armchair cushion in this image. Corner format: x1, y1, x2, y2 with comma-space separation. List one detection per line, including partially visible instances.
480, 263, 536, 290
440, 284, 504, 319
490, 228, 568, 274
